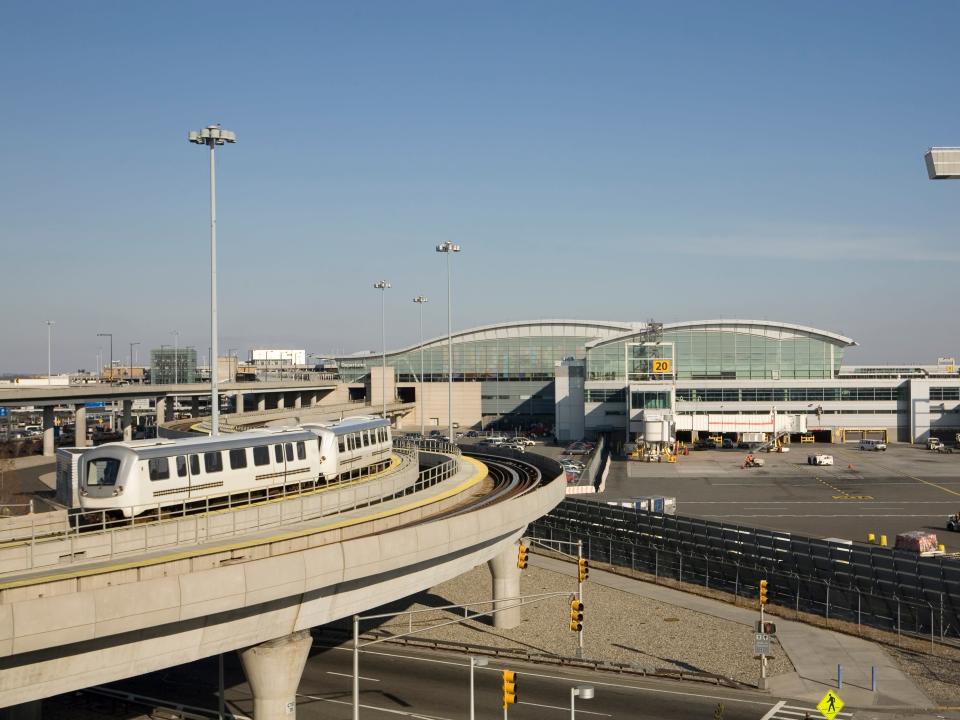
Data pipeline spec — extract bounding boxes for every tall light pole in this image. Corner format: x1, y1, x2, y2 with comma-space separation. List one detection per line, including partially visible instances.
171, 330, 180, 385
189, 123, 237, 437
373, 281, 391, 417
45, 321, 55, 384
435, 241, 461, 441
97, 333, 113, 383
129, 342, 140, 384
413, 296, 428, 436
570, 685, 595, 719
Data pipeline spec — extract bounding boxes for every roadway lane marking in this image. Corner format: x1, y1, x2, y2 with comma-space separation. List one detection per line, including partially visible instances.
327, 671, 380, 682
701, 513, 946, 519
333, 647, 773, 706
298, 694, 454, 719
519, 700, 611, 716
759, 700, 786, 720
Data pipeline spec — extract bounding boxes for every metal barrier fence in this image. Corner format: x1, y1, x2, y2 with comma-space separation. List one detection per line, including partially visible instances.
0, 443, 463, 574
530, 499, 960, 644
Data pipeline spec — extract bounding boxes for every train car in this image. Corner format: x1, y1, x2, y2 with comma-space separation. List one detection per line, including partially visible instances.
79, 426, 336, 518
303, 416, 392, 481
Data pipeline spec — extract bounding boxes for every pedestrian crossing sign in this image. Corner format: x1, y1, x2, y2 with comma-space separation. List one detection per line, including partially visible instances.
817, 690, 844, 719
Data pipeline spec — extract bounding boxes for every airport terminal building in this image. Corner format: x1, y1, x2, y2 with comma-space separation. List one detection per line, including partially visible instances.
331, 319, 960, 445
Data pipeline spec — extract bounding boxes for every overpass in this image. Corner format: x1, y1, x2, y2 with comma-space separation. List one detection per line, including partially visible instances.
0, 443, 565, 718
0, 379, 341, 456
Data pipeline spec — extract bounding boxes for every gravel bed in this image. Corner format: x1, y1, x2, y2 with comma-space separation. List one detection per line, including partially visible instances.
373, 564, 793, 685
886, 644, 960, 707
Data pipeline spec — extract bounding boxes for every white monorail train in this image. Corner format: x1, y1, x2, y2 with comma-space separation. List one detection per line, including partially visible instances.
79, 416, 392, 517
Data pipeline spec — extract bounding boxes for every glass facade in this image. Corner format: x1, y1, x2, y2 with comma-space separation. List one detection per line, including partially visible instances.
150, 347, 198, 384
588, 324, 845, 382
675, 387, 900, 402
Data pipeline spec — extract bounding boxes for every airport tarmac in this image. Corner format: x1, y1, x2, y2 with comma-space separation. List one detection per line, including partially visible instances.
595, 443, 960, 553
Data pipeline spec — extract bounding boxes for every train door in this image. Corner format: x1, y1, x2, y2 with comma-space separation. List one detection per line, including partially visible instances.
184, 453, 201, 497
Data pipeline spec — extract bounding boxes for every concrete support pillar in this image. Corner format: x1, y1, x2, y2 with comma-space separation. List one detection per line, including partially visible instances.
238, 630, 312, 720
309, 391, 318, 408
236, 392, 245, 414
257, 394, 267, 412
191, 395, 200, 418
121, 399, 133, 442
155, 396, 167, 431
42, 406, 55, 457
276, 393, 286, 410
487, 540, 523, 629
293, 393, 302, 409
0, 699, 42, 720
73, 403, 88, 448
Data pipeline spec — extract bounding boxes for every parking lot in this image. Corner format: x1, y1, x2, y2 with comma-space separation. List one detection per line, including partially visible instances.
592, 442, 960, 553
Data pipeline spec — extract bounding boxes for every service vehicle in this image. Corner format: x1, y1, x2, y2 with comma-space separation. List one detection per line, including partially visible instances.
947, 513, 960, 532
928, 437, 944, 451
807, 453, 834, 466
859, 439, 887, 451
510, 437, 536, 446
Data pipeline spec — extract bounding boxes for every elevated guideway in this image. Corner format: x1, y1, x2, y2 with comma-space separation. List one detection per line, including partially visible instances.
0, 442, 565, 715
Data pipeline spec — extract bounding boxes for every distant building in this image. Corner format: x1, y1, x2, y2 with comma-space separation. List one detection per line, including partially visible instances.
249, 349, 306, 367
150, 347, 198, 385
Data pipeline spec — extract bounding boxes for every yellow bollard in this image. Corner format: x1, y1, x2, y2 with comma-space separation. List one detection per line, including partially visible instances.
880, 535, 887, 547
867, 533, 875, 544
939, 544, 946, 553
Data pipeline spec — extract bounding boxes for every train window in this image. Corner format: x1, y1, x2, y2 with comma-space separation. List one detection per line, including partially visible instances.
274, 445, 283, 463
338, 436, 345, 452
362, 431, 369, 447
86, 458, 120, 486
253, 445, 270, 466
296, 441, 306, 460
285, 443, 294, 462
204, 451, 224, 474
229, 448, 247, 470
176, 456, 188, 478
190, 454, 200, 475
347, 435, 354, 451
148, 457, 170, 481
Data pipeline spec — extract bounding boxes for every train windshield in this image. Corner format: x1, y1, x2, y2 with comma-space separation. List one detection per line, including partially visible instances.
86, 458, 120, 486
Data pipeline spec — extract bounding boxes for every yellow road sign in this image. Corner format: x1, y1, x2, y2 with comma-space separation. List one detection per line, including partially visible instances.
817, 689, 844, 719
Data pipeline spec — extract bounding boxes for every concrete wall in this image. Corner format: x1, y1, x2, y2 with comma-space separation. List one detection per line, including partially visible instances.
399, 382, 482, 432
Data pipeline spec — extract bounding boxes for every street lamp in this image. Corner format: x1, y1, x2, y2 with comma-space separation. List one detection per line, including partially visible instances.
171, 330, 180, 385
570, 684, 595, 719
45, 321, 55, 384
373, 281, 391, 417
468, 656, 487, 720
435, 241, 461, 442
98, 333, 113, 383
129, 342, 140, 384
189, 123, 237, 437
413, 296, 428, 436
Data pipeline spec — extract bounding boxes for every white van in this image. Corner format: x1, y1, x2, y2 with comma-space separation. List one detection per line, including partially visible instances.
859, 439, 887, 451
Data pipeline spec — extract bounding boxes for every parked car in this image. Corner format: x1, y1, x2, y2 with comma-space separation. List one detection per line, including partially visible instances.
694, 439, 717, 450
722, 438, 736, 449
859, 439, 887, 451
510, 437, 535, 446
807, 454, 834, 466
564, 442, 590, 456
502, 442, 525, 452
465, 431, 480, 438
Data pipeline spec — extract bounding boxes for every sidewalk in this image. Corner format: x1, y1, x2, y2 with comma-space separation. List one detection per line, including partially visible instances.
531, 554, 932, 709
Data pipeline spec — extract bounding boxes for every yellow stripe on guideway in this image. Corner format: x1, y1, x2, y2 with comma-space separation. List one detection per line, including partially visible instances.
0, 456, 489, 591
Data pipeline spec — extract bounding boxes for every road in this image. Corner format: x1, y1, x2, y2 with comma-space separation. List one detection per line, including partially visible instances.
96, 640, 872, 720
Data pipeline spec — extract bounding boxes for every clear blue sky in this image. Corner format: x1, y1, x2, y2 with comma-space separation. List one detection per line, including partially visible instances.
2, 1, 958, 373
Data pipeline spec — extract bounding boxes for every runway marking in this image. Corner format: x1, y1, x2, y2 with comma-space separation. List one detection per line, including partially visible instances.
832, 495, 873, 500
520, 700, 611, 716
299, 694, 454, 719
328, 671, 380, 682
332, 646, 773, 706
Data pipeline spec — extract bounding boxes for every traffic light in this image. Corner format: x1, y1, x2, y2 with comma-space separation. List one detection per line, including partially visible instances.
517, 543, 528, 570
569, 597, 584, 631
501, 670, 517, 708
577, 558, 589, 582
759, 579, 768, 607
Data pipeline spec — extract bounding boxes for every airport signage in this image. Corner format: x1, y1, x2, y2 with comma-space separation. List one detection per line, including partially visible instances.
652, 359, 672, 374
84, 402, 107, 408
339, 362, 366, 369
753, 632, 771, 656
0, 407, 7, 417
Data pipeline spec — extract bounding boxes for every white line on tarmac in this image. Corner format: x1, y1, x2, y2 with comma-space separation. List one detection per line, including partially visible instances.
333, 646, 772, 707
298, 694, 454, 720
701, 513, 944, 519
328, 670, 380, 681
519, 700, 611, 716
758, 700, 786, 720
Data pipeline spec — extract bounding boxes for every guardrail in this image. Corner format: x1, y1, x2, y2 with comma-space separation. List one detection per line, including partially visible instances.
531, 499, 960, 645
0, 442, 466, 575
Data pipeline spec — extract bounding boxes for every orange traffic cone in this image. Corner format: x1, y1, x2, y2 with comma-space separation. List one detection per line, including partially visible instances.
847, 464, 853, 470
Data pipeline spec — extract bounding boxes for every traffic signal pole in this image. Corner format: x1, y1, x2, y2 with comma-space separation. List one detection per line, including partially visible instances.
577, 539, 584, 659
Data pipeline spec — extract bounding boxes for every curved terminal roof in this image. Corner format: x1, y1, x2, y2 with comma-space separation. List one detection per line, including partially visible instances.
585, 319, 857, 350
337, 319, 642, 358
